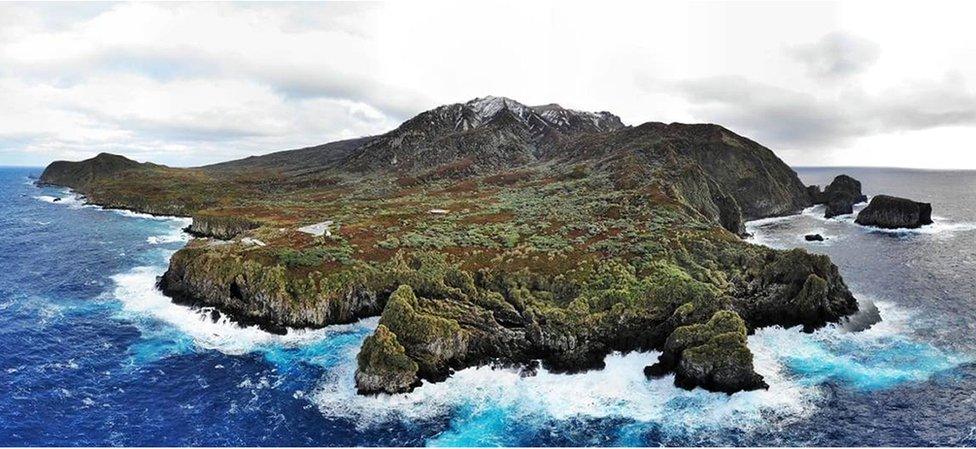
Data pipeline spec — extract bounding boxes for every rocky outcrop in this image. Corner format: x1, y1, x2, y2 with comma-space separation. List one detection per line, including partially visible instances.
350, 243, 857, 395
355, 323, 420, 394
855, 195, 933, 229
185, 215, 262, 240
805, 233, 825, 241
734, 249, 857, 332
645, 310, 767, 393
157, 242, 385, 333
808, 175, 867, 218
38, 153, 150, 190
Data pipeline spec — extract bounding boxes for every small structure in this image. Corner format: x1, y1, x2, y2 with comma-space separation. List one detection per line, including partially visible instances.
298, 220, 334, 237
429, 209, 450, 215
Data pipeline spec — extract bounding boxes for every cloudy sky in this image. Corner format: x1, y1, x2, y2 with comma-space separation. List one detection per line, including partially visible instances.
3, 1, 976, 168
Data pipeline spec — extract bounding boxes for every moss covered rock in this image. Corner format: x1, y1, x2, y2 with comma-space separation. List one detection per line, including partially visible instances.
355, 324, 419, 394
646, 310, 767, 393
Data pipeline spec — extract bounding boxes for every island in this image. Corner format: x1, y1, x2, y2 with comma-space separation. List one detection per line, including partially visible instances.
39, 96, 859, 395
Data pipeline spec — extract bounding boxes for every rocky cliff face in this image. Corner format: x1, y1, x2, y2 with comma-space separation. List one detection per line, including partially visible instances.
185, 215, 262, 240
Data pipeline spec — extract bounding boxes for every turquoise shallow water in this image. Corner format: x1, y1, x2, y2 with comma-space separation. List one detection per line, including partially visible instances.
1, 166, 975, 446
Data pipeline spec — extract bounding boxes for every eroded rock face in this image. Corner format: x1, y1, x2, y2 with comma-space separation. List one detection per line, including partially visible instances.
809, 175, 868, 218
185, 215, 262, 240
855, 195, 933, 229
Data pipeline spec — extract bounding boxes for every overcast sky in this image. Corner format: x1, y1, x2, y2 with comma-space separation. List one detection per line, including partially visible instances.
3, 1, 976, 169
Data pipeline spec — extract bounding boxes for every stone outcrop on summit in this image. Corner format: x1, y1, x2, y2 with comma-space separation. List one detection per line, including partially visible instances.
39, 96, 859, 395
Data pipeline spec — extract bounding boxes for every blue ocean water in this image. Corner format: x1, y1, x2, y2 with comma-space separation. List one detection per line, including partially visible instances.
1, 166, 975, 446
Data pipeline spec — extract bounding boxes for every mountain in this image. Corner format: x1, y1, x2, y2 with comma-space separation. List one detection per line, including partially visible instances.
38, 96, 858, 396
200, 96, 806, 232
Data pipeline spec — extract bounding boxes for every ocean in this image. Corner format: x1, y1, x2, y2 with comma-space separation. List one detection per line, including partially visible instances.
1, 166, 975, 446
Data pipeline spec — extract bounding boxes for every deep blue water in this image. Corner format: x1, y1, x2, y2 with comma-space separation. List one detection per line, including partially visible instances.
1, 166, 975, 446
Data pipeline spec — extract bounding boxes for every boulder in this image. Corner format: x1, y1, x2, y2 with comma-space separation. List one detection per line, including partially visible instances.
855, 195, 933, 229
804, 233, 824, 241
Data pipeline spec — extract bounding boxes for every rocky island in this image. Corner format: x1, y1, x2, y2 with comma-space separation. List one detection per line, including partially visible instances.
856, 195, 934, 229
39, 96, 859, 395
807, 174, 868, 218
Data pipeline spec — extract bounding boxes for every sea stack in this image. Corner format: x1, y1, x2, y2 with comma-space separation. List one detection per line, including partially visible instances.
855, 195, 933, 229
808, 175, 868, 218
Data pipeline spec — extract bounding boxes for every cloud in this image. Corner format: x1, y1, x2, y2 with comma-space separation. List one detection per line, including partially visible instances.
3, 2, 976, 168
790, 32, 881, 80
672, 76, 866, 148
0, 3, 415, 166
660, 72, 976, 151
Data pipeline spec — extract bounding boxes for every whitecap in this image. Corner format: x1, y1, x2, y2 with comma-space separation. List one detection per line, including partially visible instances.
312, 342, 819, 438
751, 301, 967, 391
303, 298, 967, 446
146, 229, 190, 245
856, 216, 976, 236
110, 257, 374, 360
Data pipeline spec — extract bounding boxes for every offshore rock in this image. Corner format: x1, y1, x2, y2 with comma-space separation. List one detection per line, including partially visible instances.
810, 174, 867, 218
855, 195, 933, 229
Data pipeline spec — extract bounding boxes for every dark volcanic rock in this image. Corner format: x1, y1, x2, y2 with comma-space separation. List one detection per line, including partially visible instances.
810, 175, 867, 218
825, 198, 854, 218
806, 185, 826, 204
823, 175, 867, 204
855, 195, 933, 229
804, 233, 824, 241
